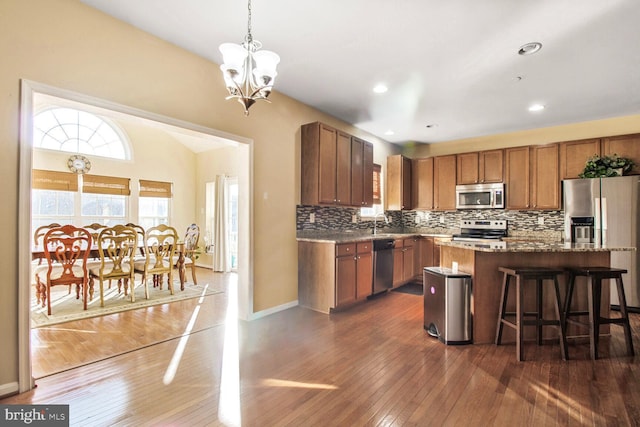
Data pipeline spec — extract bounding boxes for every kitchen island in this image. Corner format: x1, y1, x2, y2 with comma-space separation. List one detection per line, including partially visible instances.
438, 240, 635, 344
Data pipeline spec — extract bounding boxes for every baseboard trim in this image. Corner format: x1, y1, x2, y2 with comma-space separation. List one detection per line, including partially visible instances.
250, 300, 298, 321
0, 382, 19, 399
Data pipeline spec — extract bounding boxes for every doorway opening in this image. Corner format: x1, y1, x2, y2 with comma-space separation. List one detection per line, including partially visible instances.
18, 80, 254, 389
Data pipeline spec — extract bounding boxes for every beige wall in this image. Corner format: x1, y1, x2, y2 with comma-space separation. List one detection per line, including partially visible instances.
408, 114, 640, 158
0, 0, 394, 391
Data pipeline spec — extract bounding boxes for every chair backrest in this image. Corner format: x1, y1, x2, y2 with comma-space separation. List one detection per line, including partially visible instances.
125, 223, 146, 253
83, 222, 108, 242
184, 223, 200, 253
95, 225, 137, 279
34, 223, 62, 246
143, 224, 179, 274
43, 225, 92, 286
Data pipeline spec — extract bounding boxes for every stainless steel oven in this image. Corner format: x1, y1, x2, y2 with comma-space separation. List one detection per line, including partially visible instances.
455, 183, 504, 209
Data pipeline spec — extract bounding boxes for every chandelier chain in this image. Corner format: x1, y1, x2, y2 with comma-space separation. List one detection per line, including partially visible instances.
246, 0, 253, 44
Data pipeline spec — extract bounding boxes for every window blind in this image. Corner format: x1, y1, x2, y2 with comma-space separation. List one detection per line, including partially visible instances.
32, 169, 78, 191
139, 179, 172, 198
83, 174, 131, 195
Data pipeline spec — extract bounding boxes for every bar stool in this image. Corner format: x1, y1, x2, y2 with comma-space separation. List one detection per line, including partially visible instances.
495, 267, 568, 361
564, 267, 635, 360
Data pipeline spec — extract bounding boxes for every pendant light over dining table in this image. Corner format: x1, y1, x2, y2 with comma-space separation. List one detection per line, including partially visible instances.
219, 0, 280, 115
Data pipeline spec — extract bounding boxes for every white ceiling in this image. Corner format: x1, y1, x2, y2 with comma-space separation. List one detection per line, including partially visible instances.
80, 0, 640, 145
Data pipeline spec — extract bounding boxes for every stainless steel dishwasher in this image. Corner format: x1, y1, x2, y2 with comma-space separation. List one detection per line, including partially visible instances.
372, 239, 395, 295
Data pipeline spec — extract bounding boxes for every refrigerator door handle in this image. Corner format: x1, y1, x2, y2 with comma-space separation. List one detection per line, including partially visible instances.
601, 197, 607, 246
594, 197, 601, 246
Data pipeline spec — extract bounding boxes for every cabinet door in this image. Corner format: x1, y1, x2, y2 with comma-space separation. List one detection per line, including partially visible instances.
351, 137, 364, 207
387, 155, 412, 210
480, 149, 504, 183
531, 144, 560, 210
456, 152, 479, 184
505, 146, 530, 209
422, 237, 435, 268
434, 155, 457, 210
602, 134, 640, 175
336, 255, 357, 307
318, 124, 338, 204
356, 252, 373, 300
412, 157, 434, 210
403, 240, 415, 282
392, 240, 404, 287
336, 131, 352, 206
559, 138, 600, 179
362, 142, 374, 207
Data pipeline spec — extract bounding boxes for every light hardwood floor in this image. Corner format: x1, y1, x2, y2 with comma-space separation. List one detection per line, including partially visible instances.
3, 270, 640, 426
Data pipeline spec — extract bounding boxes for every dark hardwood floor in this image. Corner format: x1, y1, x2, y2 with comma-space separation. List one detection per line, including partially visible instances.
3, 272, 640, 426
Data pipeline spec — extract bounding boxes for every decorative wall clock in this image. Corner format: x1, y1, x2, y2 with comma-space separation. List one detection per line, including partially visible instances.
67, 154, 91, 174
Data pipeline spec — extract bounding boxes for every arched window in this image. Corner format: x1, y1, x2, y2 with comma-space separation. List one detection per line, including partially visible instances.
33, 107, 129, 159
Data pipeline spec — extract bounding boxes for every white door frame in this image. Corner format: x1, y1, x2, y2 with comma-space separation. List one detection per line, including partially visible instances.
17, 79, 255, 392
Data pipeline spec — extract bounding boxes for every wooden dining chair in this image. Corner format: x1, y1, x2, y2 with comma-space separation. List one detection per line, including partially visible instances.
36, 225, 92, 315
134, 224, 179, 295
125, 223, 146, 261
175, 223, 200, 285
88, 225, 139, 306
32, 222, 64, 305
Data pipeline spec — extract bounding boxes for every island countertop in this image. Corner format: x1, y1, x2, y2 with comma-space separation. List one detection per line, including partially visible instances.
439, 240, 635, 253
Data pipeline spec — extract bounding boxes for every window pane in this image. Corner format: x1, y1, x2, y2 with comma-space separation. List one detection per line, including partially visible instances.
81, 194, 126, 218
139, 197, 169, 228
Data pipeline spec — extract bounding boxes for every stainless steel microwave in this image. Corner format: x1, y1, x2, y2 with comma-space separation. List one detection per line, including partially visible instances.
455, 183, 505, 209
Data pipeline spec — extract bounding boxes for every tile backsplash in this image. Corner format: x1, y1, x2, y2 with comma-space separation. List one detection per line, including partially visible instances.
296, 205, 564, 240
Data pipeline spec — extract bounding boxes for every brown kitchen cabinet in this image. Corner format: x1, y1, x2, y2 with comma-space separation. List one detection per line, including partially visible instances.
301, 122, 373, 207
336, 241, 373, 306
392, 237, 416, 287
505, 144, 559, 210
433, 155, 457, 210
559, 138, 601, 179
351, 137, 374, 207
412, 157, 434, 210
298, 239, 372, 313
387, 154, 412, 210
602, 133, 640, 175
531, 143, 560, 209
456, 149, 503, 184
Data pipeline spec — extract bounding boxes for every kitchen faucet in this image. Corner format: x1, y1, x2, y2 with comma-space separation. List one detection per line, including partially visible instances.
373, 212, 389, 235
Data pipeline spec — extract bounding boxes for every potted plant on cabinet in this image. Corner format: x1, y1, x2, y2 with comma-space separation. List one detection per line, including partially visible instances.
579, 154, 635, 178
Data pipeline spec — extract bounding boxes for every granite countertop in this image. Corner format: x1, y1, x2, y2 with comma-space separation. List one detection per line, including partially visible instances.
296, 231, 453, 244
440, 240, 636, 253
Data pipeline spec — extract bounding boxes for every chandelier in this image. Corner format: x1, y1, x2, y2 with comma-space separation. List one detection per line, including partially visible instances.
219, 0, 280, 115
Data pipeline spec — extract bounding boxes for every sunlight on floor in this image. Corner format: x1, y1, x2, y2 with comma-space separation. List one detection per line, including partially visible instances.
260, 378, 338, 390
162, 285, 209, 385
218, 278, 241, 427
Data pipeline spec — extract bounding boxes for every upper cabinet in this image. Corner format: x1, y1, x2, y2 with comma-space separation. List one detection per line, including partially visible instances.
412, 157, 434, 210
301, 122, 374, 207
433, 155, 457, 210
505, 144, 559, 210
456, 149, 503, 184
351, 137, 374, 207
387, 154, 412, 210
602, 133, 640, 175
559, 138, 601, 179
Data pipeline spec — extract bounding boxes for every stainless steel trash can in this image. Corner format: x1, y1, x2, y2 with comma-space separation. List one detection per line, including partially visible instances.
423, 267, 472, 345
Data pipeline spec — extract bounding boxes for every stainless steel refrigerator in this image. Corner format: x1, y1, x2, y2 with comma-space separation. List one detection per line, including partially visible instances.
563, 176, 640, 310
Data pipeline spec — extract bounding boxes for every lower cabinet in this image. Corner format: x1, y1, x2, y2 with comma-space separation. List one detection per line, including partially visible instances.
393, 237, 416, 287
336, 242, 372, 306
298, 240, 372, 313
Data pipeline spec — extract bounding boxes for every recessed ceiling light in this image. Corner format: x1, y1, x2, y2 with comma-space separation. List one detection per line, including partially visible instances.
384, 130, 395, 136
528, 104, 545, 112
373, 84, 388, 94
518, 42, 542, 56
